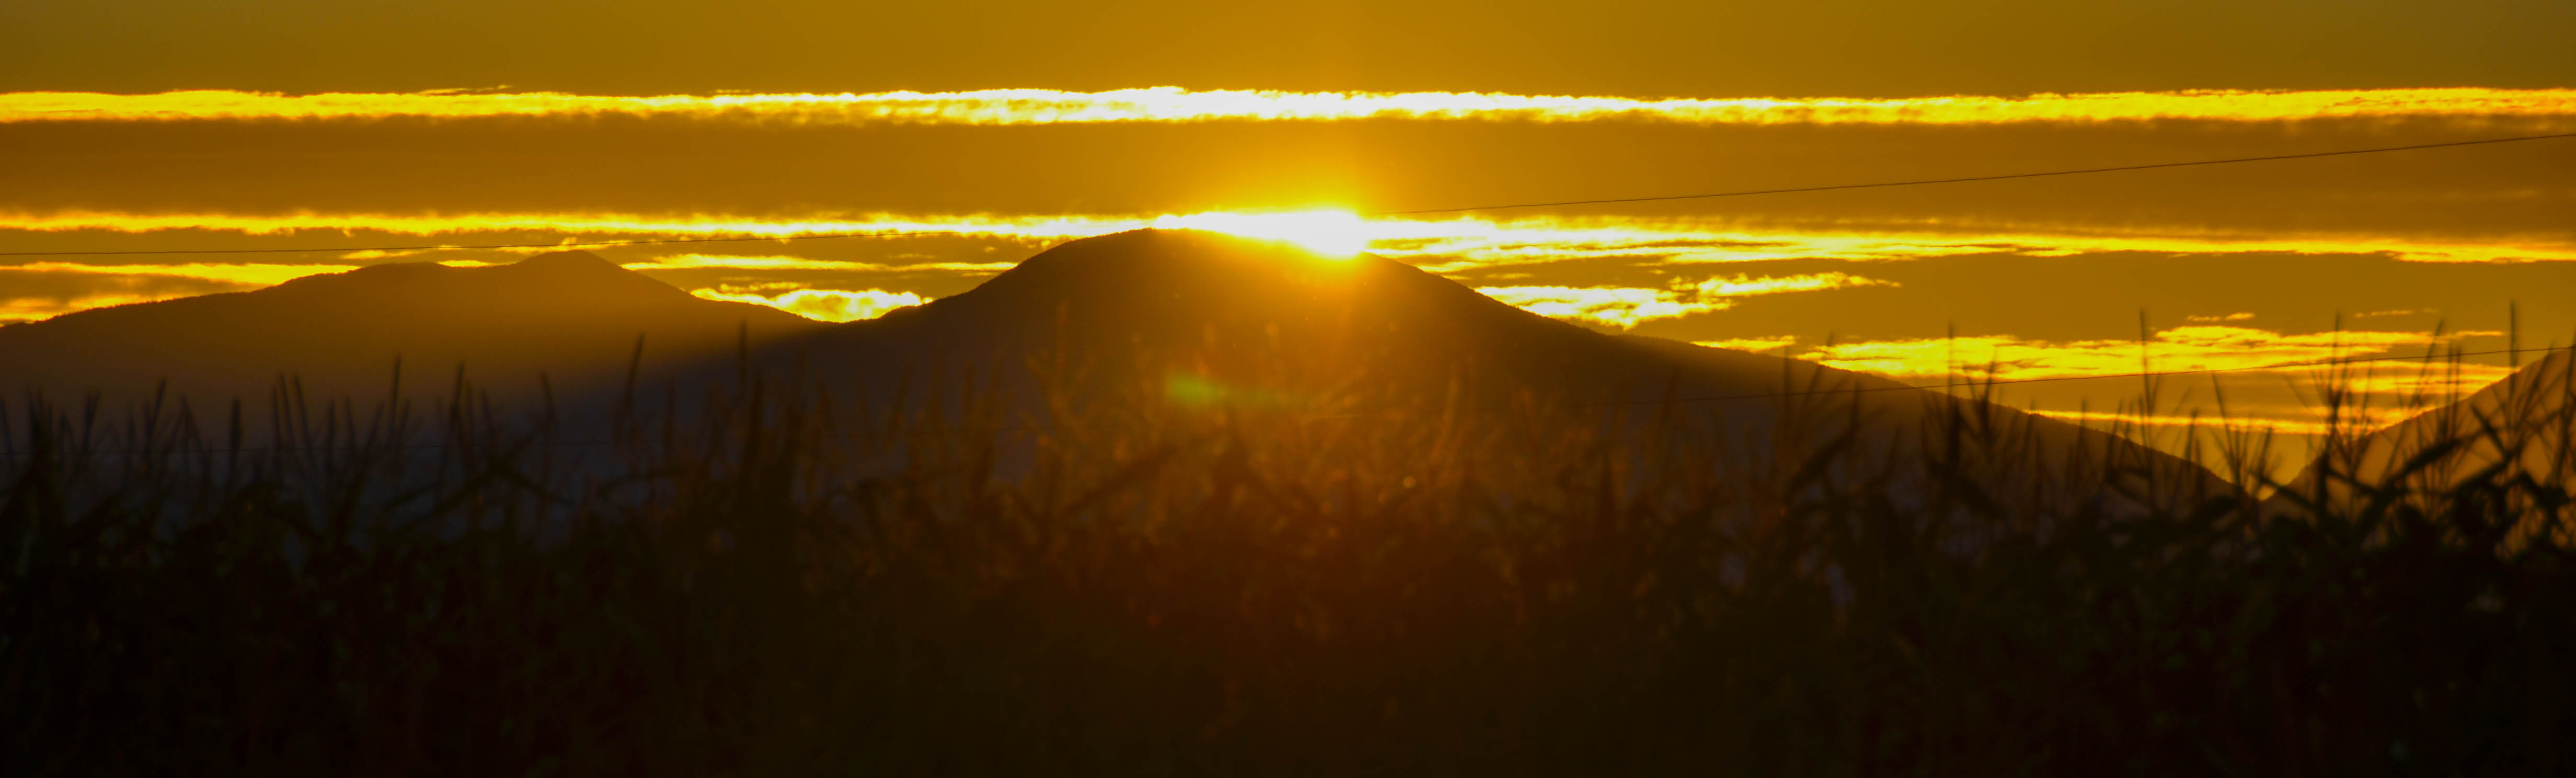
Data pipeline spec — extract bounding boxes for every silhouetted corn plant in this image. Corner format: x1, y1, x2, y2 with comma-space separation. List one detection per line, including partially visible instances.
2, 344, 2571, 775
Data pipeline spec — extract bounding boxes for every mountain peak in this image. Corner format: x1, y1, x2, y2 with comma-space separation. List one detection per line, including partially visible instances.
504, 250, 625, 273
990, 229, 1360, 284
934, 228, 1501, 326
318, 250, 630, 288
785, 227, 1678, 405
273, 250, 683, 305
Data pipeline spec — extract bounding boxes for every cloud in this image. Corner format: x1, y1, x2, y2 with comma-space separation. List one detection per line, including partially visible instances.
0, 264, 308, 322
7, 210, 2572, 327
1691, 271, 1893, 296
1475, 285, 1728, 328
689, 286, 927, 323
1799, 325, 2508, 384
0, 210, 1141, 247
1694, 336, 1797, 352
1477, 272, 1890, 328
7, 87, 2571, 126
1378, 218, 2576, 271
0, 293, 191, 323
1787, 326, 2534, 443
20, 211, 2566, 271
2184, 312, 2256, 323
0, 260, 356, 285
625, 254, 1017, 272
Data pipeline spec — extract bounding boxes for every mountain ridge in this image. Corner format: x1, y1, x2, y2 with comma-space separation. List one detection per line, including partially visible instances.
2274, 345, 2574, 506
0, 250, 822, 406
3, 231, 2227, 500
684, 229, 2218, 500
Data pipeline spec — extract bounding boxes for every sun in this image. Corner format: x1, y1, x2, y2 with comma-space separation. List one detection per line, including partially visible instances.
1155, 209, 1373, 258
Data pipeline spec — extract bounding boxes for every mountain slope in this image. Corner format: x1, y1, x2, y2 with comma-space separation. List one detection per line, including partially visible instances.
0, 251, 822, 407
760, 228, 1890, 400
715, 229, 2215, 498
2277, 346, 2574, 506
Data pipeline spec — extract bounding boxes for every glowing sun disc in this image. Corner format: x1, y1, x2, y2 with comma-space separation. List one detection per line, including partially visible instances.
1157, 210, 1372, 258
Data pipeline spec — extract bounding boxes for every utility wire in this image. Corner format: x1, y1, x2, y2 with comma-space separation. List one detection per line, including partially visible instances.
1374, 131, 2576, 215
4, 131, 2571, 257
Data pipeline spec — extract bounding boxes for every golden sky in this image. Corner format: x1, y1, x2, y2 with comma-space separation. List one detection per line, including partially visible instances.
5, 0, 2573, 467
5, 1, 2571, 96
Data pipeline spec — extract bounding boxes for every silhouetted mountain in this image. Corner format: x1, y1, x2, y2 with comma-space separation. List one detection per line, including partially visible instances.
0, 251, 821, 407
744, 230, 1855, 406
2, 232, 2216, 499
2276, 346, 2573, 505
709, 229, 2213, 497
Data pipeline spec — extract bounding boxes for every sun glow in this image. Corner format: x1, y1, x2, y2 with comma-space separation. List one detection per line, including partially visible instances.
1156, 210, 1373, 258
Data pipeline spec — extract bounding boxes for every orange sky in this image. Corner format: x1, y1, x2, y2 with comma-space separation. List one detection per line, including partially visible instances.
4, 0, 2572, 470
5, 1, 2571, 96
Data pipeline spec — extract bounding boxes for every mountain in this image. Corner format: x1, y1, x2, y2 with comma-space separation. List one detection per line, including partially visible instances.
705, 228, 2216, 498
0, 251, 822, 408
745, 229, 1852, 407
2276, 346, 2573, 506
2, 232, 2219, 501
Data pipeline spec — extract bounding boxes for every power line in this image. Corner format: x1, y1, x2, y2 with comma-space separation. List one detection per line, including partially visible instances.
1376, 132, 2576, 215
4, 131, 2571, 257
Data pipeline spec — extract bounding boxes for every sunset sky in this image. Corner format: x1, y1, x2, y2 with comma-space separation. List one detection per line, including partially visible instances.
5, 0, 2573, 444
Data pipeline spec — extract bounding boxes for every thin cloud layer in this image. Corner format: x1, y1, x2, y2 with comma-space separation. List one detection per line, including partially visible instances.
1691, 271, 1893, 297
1693, 336, 1798, 353
13, 211, 2573, 268
625, 254, 1017, 272
0, 262, 329, 322
7, 87, 2572, 126
1476, 272, 1894, 328
1684, 328, 2529, 441
1475, 286, 1723, 329
11, 210, 2573, 333
1799, 325, 2508, 386
689, 286, 927, 323
1, 292, 191, 324
0, 260, 359, 285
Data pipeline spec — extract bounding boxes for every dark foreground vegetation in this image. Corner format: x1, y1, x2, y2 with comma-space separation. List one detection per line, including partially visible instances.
4, 354, 2572, 776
